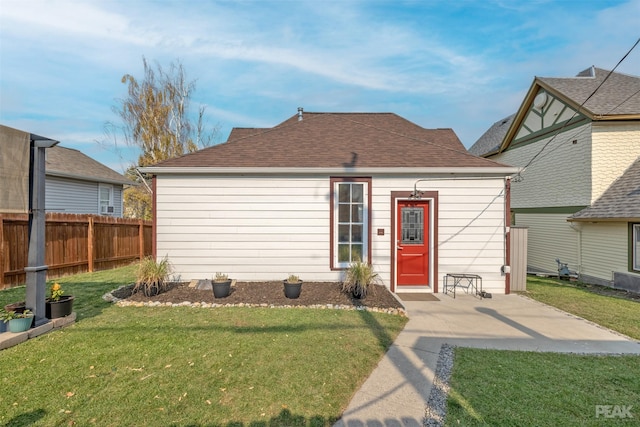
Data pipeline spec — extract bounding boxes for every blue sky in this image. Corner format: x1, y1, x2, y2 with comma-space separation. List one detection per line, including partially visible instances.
1, 0, 639, 173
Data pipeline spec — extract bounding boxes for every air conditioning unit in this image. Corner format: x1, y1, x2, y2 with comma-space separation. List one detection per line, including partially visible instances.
101, 205, 115, 214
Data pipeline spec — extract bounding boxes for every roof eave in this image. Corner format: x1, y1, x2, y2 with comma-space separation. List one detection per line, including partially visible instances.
592, 114, 640, 121
46, 170, 132, 186
568, 216, 640, 222
139, 166, 521, 176
498, 80, 542, 153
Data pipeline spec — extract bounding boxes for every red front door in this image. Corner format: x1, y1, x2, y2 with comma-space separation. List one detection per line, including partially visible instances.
396, 200, 430, 286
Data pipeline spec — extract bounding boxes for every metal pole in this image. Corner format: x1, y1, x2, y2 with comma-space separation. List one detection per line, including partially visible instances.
25, 138, 57, 326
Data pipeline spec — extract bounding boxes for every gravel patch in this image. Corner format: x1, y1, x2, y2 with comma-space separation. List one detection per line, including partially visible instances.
424, 344, 455, 426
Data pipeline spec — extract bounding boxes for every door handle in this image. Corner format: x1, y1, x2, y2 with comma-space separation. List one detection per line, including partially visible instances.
397, 246, 403, 250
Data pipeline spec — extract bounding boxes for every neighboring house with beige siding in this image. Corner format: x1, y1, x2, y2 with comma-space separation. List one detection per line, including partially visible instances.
470, 67, 640, 292
142, 111, 517, 295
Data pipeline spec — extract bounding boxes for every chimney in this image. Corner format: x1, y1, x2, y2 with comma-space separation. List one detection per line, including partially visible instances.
297, 107, 303, 121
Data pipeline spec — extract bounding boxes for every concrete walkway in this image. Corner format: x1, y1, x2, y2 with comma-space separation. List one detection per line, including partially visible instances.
334, 293, 640, 427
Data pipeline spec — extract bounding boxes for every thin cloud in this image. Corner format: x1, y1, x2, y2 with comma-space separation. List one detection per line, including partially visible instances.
1, 0, 639, 174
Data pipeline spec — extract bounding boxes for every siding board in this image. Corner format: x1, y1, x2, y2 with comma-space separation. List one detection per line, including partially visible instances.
46, 175, 124, 217
155, 174, 509, 293
515, 213, 578, 273
580, 223, 627, 281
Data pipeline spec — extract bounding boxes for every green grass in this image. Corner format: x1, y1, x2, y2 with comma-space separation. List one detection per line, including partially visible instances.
446, 348, 640, 427
524, 276, 640, 340
445, 276, 640, 426
0, 264, 138, 321
0, 267, 407, 426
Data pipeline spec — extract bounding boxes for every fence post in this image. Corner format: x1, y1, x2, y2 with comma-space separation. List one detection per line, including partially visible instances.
87, 216, 94, 272
0, 214, 4, 289
139, 219, 144, 261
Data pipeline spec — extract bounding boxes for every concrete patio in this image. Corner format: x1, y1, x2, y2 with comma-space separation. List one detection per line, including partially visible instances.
334, 293, 640, 426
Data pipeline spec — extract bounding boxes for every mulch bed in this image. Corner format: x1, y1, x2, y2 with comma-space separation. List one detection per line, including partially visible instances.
114, 281, 405, 310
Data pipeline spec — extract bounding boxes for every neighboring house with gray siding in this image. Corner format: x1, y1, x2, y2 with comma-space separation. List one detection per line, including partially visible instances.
469, 66, 640, 292
45, 146, 131, 217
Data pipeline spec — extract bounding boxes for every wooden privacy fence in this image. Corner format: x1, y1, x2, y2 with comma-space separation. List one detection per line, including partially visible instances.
0, 213, 152, 289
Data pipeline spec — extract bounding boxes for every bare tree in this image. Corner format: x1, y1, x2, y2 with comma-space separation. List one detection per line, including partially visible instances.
103, 57, 219, 219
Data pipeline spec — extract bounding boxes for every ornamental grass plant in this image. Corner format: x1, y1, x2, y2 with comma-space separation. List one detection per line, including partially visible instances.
341, 260, 378, 299
134, 256, 172, 297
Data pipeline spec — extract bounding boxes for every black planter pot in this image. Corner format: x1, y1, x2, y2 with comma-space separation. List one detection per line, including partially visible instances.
4, 302, 26, 314
352, 284, 368, 300
212, 280, 232, 298
46, 295, 75, 319
283, 280, 303, 299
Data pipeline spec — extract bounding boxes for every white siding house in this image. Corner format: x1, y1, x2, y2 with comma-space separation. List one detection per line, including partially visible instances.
470, 67, 640, 292
144, 112, 517, 294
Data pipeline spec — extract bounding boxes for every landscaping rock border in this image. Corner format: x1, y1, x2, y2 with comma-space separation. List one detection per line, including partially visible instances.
103, 284, 407, 316
424, 343, 455, 426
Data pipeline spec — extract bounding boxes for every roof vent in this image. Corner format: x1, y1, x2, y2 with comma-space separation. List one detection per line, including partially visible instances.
297, 107, 303, 121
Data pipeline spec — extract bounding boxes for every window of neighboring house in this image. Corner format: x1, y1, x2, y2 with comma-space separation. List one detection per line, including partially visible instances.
331, 178, 371, 269
634, 224, 640, 271
99, 184, 114, 215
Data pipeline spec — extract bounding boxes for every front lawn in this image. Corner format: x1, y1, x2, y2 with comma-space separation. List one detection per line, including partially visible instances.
445, 276, 640, 426
446, 348, 639, 426
0, 267, 407, 426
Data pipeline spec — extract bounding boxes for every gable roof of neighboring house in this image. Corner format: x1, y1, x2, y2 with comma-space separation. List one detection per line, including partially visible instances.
470, 67, 640, 157
538, 67, 640, 117
46, 146, 132, 186
569, 156, 640, 222
468, 114, 515, 156
148, 112, 514, 172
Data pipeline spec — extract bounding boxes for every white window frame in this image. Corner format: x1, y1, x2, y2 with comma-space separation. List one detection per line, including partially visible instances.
331, 178, 370, 269
99, 183, 114, 215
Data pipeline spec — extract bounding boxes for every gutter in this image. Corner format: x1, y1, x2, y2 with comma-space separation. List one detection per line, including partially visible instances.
568, 216, 640, 223
138, 166, 521, 176
46, 170, 134, 186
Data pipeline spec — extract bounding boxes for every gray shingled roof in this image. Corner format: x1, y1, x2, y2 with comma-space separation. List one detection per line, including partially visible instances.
570, 156, 640, 221
154, 112, 511, 169
539, 66, 640, 116
468, 114, 515, 156
470, 67, 640, 158
46, 146, 132, 185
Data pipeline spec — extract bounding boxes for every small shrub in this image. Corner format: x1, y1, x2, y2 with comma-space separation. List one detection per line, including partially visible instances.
286, 274, 301, 283
213, 272, 229, 282
134, 256, 172, 297
342, 261, 378, 299
1, 309, 33, 322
